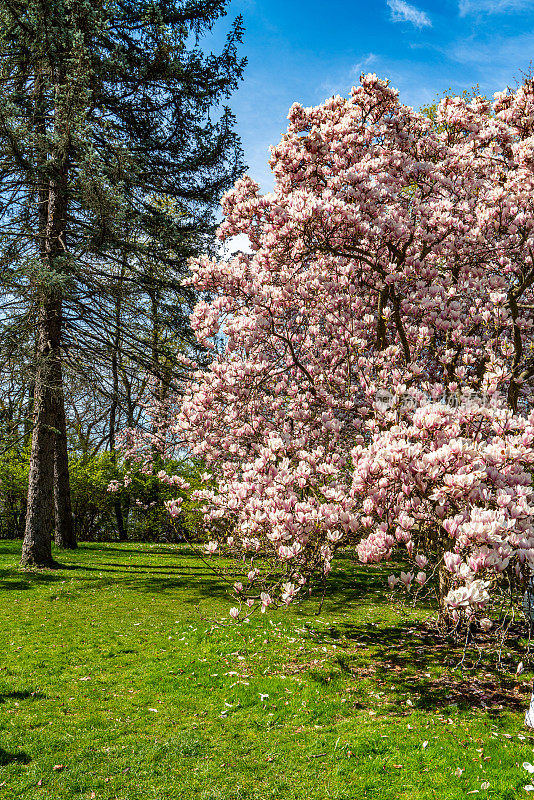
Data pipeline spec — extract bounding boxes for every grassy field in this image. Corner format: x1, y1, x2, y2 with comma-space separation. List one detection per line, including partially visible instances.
0, 540, 533, 799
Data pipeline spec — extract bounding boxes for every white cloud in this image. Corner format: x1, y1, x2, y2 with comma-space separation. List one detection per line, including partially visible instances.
387, 0, 432, 28
351, 53, 378, 77
459, 0, 533, 15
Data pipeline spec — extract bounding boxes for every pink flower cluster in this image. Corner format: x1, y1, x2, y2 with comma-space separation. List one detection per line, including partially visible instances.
355, 403, 534, 613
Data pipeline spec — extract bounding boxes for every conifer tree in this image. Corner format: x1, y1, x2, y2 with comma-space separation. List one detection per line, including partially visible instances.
0, 0, 245, 565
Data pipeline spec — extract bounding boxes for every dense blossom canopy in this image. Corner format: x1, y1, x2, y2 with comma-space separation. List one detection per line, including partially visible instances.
154, 74, 534, 621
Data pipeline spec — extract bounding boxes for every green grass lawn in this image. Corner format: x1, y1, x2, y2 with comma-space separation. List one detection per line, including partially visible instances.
0, 540, 533, 799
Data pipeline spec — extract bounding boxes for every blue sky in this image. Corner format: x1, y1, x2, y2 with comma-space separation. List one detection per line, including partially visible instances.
209, 0, 534, 193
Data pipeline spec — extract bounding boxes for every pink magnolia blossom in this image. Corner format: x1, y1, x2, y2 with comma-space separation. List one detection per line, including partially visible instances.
281, 582, 297, 604
260, 592, 272, 613
164, 499, 183, 518
400, 572, 414, 588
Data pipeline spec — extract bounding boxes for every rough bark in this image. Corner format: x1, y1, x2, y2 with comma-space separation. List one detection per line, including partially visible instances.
21, 300, 61, 567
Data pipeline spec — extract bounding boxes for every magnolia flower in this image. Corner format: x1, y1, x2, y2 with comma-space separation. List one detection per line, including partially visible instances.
170, 475, 190, 489
443, 552, 462, 573
469, 579, 490, 606
445, 586, 471, 609
281, 582, 296, 604
234, 582, 243, 593
458, 563, 474, 580
204, 540, 218, 555
479, 618, 493, 631
400, 571, 413, 587
415, 554, 428, 569
164, 498, 183, 518
363, 498, 374, 514
260, 592, 272, 613
278, 545, 295, 560
415, 571, 427, 586
229, 607, 240, 620
388, 574, 400, 589
326, 530, 344, 543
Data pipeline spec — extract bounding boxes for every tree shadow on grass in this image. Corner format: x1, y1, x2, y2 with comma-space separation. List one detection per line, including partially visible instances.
99, 561, 208, 571
0, 691, 45, 704
0, 568, 66, 590
291, 557, 412, 618
324, 619, 531, 716
7, 564, 233, 602
0, 693, 39, 767
0, 556, 230, 599
319, 564, 393, 609
123, 571, 230, 599
0, 747, 31, 766
83, 545, 186, 557
0, 544, 403, 607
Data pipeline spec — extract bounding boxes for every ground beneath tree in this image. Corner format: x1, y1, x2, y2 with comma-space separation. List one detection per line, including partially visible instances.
0, 541, 532, 799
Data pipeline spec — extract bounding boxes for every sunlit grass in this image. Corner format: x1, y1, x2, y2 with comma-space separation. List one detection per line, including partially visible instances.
0, 541, 532, 799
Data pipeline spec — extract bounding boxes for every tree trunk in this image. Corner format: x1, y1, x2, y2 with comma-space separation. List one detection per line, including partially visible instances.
21, 66, 72, 566
115, 501, 127, 541
21, 300, 61, 567
438, 563, 452, 627
24, 362, 36, 448
109, 272, 127, 542
53, 363, 76, 549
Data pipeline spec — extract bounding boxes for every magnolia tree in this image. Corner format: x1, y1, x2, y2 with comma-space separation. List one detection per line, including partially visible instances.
135, 74, 534, 627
